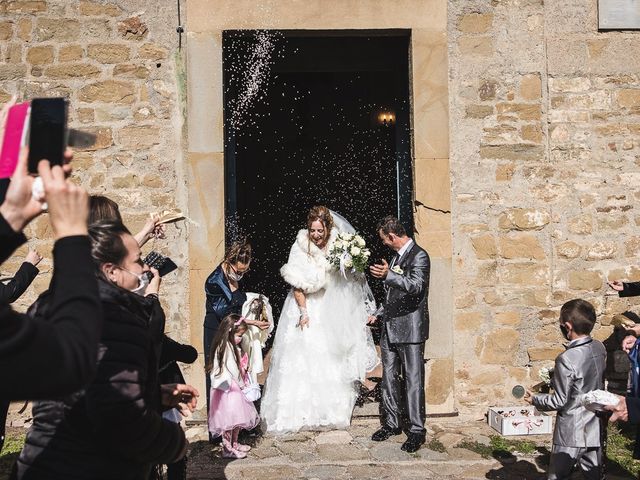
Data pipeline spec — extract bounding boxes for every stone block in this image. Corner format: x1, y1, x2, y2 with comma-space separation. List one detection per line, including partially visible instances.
495, 311, 520, 326
498, 208, 550, 231
112, 174, 139, 189
568, 270, 604, 291
479, 79, 497, 100
455, 292, 475, 309
79, 0, 122, 16
138, 43, 168, 60
141, 174, 164, 188
0, 65, 27, 81
617, 89, 640, 108
480, 328, 519, 364
458, 36, 493, 56
471, 234, 497, 259
7, 1, 46, 13
495, 162, 515, 181
549, 77, 591, 93
465, 104, 493, 118
26, 46, 54, 65
625, 237, 640, 257
113, 63, 150, 79
499, 234, 545, 259
45, 63, 101, 79
426, 357, 453, 404
587, 242, 617, 261
59, 45, 83, 62
17, 18, 31, 41
88, 44, 130, 63
118, 16, 148, 40
458, 13, 493, 33
76, 127, 112, 151
475, 261, 497, 287
520, 74, 541, 100
81, 20, 111, 39
79, 80, 136, 104
0, 21, 12, 40
501, 263, 548, 286
528, 346, 564, 361
598, 215, 628, 231
480, 144, 544, 161
496, 102, 541, 121
521, 124, 542, 143
36, 18, 80, 42
556, 241, 582, 259
455, 312, 483, 331
315, 430, 352, 445
117, 125, 161, 149
5, 44, 22, 63
568, 215, 593, 235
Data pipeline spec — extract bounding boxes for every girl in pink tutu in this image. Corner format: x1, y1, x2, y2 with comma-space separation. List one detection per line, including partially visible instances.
206, 314, 260, 459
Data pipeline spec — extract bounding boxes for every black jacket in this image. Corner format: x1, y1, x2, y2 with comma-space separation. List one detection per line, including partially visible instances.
13, 278, 186, 480
0, 215, 102, 400
0, 261, 38, 304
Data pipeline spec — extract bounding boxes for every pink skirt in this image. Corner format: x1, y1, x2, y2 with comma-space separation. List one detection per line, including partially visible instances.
208, 380, 260, 436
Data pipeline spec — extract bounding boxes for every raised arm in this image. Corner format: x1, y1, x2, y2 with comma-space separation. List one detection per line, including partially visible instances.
384, 249, 430, 296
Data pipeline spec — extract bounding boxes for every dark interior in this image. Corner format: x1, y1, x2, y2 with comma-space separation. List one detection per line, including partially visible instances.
223, 30, 413, 319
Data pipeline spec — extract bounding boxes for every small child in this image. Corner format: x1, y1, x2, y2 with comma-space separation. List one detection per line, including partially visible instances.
206, 314, 260, 459
525, 299, 607, 480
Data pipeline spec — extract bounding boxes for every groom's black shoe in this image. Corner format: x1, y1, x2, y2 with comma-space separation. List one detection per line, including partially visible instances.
371, 426, 402, 442
400, 433, 425, 453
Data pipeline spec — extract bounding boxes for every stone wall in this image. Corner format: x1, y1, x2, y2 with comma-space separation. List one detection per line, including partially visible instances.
0, 1, 192, 358
449, 0, 640, 414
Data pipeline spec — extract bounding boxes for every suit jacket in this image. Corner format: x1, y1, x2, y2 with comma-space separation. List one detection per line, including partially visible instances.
532, 336, 606, 447
382, 241, 430, 344
0, 261, 38, 304
619, 282, 640, 297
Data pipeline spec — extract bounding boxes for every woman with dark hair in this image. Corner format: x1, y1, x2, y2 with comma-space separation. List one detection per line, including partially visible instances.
203, 240, 269, 437
13, 221, 194, 480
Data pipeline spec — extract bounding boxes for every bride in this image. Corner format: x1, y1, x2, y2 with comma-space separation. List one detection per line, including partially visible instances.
261, 205, 378, 433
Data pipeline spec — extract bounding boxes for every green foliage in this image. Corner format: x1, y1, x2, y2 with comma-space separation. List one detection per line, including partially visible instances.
426, 438, 446, 453
456, 434, 537, 459
0, 430, 25, 480
607, 423, 640, 476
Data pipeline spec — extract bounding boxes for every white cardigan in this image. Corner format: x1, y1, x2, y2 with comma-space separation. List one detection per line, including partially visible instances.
209, 342, 243, 391
280, 228, 338, 294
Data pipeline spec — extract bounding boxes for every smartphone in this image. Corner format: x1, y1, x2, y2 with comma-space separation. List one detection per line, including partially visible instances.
27, 97, 68, 174
0, 102, 30, 179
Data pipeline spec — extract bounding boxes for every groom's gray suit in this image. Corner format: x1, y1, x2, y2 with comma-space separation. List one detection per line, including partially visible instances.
380, 240, 430, 436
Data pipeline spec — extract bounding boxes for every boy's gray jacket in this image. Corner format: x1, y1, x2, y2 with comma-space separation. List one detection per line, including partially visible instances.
532, 336, 607, 447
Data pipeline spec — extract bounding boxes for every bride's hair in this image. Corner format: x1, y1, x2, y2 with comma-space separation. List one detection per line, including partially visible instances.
307, 205, 333, 247
205, 313, 247, 376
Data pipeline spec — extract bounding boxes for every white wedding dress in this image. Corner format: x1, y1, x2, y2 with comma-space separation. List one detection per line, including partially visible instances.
261, 214, 378, 434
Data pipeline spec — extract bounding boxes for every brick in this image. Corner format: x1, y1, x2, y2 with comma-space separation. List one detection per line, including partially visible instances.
26, 46, 54, 65
471, 234, 497, 259
495, 162, 515, 181
79, 81, 136, 104
496, 103, 541, 121
117, 125, 161, 148
521, 124, 542, 143
88, 44, 130, 63
113, 63, 150, 79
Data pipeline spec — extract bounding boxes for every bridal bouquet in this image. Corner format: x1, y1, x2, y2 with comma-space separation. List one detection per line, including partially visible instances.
327, 232, 371, 275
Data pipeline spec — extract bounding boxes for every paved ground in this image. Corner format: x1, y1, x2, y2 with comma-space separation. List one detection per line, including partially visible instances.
184, 415, 636, 480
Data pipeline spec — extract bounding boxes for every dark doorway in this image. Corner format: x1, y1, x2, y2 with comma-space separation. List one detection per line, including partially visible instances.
223, 30, 413, 316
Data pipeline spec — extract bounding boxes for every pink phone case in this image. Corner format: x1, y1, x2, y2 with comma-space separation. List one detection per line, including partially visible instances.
0, 102, 30, 179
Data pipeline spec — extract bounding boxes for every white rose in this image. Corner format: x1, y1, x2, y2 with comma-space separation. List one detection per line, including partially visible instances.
355, 235, 365, 247
343, 233, 353, 241
350, 246, 361, 256
345, 258, 353, 268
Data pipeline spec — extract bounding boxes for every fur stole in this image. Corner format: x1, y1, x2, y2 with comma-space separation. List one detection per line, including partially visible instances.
280, 228, 338, 294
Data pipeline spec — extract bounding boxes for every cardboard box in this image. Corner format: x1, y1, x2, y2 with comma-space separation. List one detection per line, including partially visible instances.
488, 406, 552, 436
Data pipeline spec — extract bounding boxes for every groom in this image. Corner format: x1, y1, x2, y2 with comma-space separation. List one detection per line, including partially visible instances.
369, 215, 430, 453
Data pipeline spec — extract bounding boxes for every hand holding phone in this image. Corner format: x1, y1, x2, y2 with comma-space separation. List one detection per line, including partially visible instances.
28, 98, 68, 174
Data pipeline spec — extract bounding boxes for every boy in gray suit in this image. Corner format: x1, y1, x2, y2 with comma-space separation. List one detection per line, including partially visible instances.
525, 299, 606, 480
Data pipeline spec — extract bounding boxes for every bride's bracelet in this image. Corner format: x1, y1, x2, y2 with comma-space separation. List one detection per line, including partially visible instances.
299, 307, 308, 319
